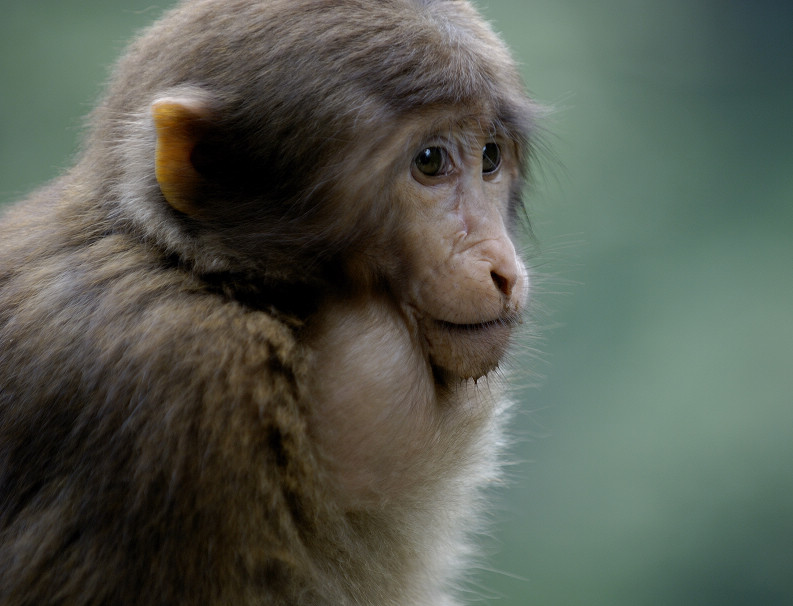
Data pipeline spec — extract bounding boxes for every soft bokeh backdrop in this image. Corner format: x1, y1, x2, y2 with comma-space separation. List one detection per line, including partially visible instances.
2, 1, 791, 604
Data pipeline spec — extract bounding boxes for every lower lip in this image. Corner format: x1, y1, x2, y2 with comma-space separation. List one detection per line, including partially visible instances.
436, 318, 516, 332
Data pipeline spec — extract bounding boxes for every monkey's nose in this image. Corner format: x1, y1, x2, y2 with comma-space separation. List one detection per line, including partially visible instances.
490, 270, 513, 297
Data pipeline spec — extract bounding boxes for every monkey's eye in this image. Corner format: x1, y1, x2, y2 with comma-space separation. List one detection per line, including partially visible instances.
414, 146, 449, 177
482, 142, 501, 174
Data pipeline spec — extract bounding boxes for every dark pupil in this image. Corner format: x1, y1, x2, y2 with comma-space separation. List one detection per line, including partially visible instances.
482, 142, 501, 173
415, 147, 444, 176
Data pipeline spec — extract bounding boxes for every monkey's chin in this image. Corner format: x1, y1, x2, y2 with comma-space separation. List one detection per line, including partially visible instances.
423, 318, 516, 381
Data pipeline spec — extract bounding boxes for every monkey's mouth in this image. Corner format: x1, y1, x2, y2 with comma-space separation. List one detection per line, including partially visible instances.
436, 314, 521, 333
423, 313, 521, 380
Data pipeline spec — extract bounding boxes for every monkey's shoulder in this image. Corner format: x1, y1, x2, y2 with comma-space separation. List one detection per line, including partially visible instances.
0, 225, 303, 407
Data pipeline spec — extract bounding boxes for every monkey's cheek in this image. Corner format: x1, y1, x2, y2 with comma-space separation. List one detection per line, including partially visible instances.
423, 320, 514, 380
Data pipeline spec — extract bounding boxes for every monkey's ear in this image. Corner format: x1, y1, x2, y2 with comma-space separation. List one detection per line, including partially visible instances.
151, 97, 213, 216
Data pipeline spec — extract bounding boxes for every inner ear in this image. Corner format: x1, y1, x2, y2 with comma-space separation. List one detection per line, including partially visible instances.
151, 96, 215, 216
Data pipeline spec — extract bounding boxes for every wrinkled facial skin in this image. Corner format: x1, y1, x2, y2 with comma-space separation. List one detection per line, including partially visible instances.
397, 124, 529, 380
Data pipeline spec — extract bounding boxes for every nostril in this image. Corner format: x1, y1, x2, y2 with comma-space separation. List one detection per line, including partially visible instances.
491, 271, 512, 297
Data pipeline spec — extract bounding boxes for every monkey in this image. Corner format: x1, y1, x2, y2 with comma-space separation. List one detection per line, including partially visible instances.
0, 0, 539, 604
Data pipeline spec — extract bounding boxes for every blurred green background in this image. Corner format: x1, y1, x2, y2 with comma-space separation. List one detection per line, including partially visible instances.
1, 1, 791, 604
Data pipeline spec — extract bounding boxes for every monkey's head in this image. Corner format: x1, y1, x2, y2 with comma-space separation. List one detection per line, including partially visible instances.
87, 0, 538, 380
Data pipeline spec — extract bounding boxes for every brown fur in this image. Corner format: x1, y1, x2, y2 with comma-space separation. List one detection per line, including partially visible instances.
0, 1, 538, 604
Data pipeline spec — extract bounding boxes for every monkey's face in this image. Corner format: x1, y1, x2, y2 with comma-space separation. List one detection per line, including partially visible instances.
149, 93, 529, 383
396, 123, 529, 380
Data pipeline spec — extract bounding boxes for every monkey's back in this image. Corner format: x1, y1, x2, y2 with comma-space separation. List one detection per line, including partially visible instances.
0, 190, 321, 605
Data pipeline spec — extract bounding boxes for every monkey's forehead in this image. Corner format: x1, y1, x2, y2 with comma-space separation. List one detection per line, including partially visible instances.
400, 107, 531, 142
